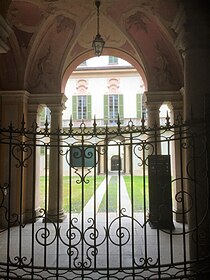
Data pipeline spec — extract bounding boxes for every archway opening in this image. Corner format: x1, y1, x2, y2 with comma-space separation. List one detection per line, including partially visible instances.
111, 155, 122, 171
63, 55, 146, 127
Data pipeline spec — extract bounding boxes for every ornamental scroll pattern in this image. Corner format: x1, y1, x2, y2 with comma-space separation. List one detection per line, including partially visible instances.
0, 117, 209, 279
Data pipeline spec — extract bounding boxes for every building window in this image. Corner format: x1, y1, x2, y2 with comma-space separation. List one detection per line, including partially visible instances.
104, 94, 123, 124
108, 56, 118, 65
136, 93, 142, 119
72, 95, 92, 120
78, 95, 87, 119
109, 95, 119, 123
72, 79, 91, 121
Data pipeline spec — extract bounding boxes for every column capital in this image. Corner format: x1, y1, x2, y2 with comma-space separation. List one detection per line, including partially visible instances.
28, 103, 44, 115
144, 90, 182, 106
0, 90, 30, 102
48, 104, 65, 114
29, 93, 67, 109
146, 103, 161, 112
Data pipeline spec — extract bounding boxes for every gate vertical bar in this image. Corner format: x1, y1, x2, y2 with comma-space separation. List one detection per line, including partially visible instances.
93, 141, 97, 269
56, 130, 61, 278
143, 137, 148, 266
81, 133, 84, 277
129, 134, 135, 278
118, 141, 122, 269
6, 124, 13, 279
179, 123, 187, 276
43, 143, 49, 268
18, 133, 24, 263
31, 127, 37, 278
68, 138, 72, 269
167, 133, 174, 266
105, 125, 110, 277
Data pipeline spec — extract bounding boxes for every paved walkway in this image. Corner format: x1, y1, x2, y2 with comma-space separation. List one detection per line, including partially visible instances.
78, 175, 132, 220
0, 174, 189, 278
78, 175, 111, 220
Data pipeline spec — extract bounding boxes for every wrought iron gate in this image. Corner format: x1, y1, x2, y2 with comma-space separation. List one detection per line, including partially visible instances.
0, 116, 210, 279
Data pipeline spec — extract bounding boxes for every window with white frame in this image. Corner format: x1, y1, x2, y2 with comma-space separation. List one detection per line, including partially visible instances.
77, 95, 87, 119
72, 79, 91, 120
109, 95, 119, 123
108, 56, 118, 65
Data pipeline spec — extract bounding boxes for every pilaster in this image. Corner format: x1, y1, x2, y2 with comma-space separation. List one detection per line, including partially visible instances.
0, 90, 30, 127
172, 1, 210, 265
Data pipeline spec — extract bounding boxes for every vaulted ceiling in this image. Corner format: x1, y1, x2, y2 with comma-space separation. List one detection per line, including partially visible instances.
0, 0, 183, 94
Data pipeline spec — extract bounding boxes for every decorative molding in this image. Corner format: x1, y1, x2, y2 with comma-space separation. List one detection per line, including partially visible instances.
29, 93, 67, 108
144, 90, 182, 104
0, 15, 12, 53
30, 46, 52, 90
152, 42, 178, 88
125, 11, 148, 33
56, 15, 76, 34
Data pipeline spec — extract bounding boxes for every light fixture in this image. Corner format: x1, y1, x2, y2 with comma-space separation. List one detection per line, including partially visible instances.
92, 0, 105, 57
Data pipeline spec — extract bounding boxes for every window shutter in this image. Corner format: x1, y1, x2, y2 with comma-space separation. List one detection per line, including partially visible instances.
87, 95, 92, 120
72, 96, 77, 120
136, 93, 142, 118
118, 94, 124, 119
104, 95, 108, 123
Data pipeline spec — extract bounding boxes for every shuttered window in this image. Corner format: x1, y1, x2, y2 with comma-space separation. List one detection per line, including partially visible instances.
72, 95, 92, 120
136, 93, 142, 118
72, 96, 77, 120
104, 95, 109, 123
104, 94, 124, 124
118, 94, 124, 119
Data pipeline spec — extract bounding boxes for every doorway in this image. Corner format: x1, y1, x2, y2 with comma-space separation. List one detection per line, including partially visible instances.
111, 155, 121, 171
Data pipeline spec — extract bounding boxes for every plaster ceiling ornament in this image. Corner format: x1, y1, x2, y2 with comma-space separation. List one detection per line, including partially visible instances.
152, 42, 178, 88
1, 0, 183, 92
125, 11, 148, 33
7, 1, 43, 33
56, 15, 76, 34
30, 46, 52, 90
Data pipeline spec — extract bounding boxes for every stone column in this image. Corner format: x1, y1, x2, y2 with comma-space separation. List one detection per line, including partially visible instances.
124, 143, 130, 174
24, 104, 43, 223
145, 102, 162, 155
98, 145, 105, 175
46, 105, 66, 222
169, 101, 185, 223
173, 1, 210, 264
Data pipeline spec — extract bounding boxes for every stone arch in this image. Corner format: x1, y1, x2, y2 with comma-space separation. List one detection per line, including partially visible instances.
61, 48, 148, 93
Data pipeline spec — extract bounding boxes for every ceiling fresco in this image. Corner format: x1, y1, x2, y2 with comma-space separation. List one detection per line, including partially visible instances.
0, 0, 183, 93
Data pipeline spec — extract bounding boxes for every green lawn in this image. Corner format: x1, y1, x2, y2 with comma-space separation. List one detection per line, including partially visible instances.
98, 176, 118, 213
40, 176, 105, 212
124, 176, 149, 212
40, 175, 148, 213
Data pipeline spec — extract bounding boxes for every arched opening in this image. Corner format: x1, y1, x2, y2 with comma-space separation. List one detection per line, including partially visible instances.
63, 55, 146, 126
1, 1, 209, 278
111, 155, 122, 171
